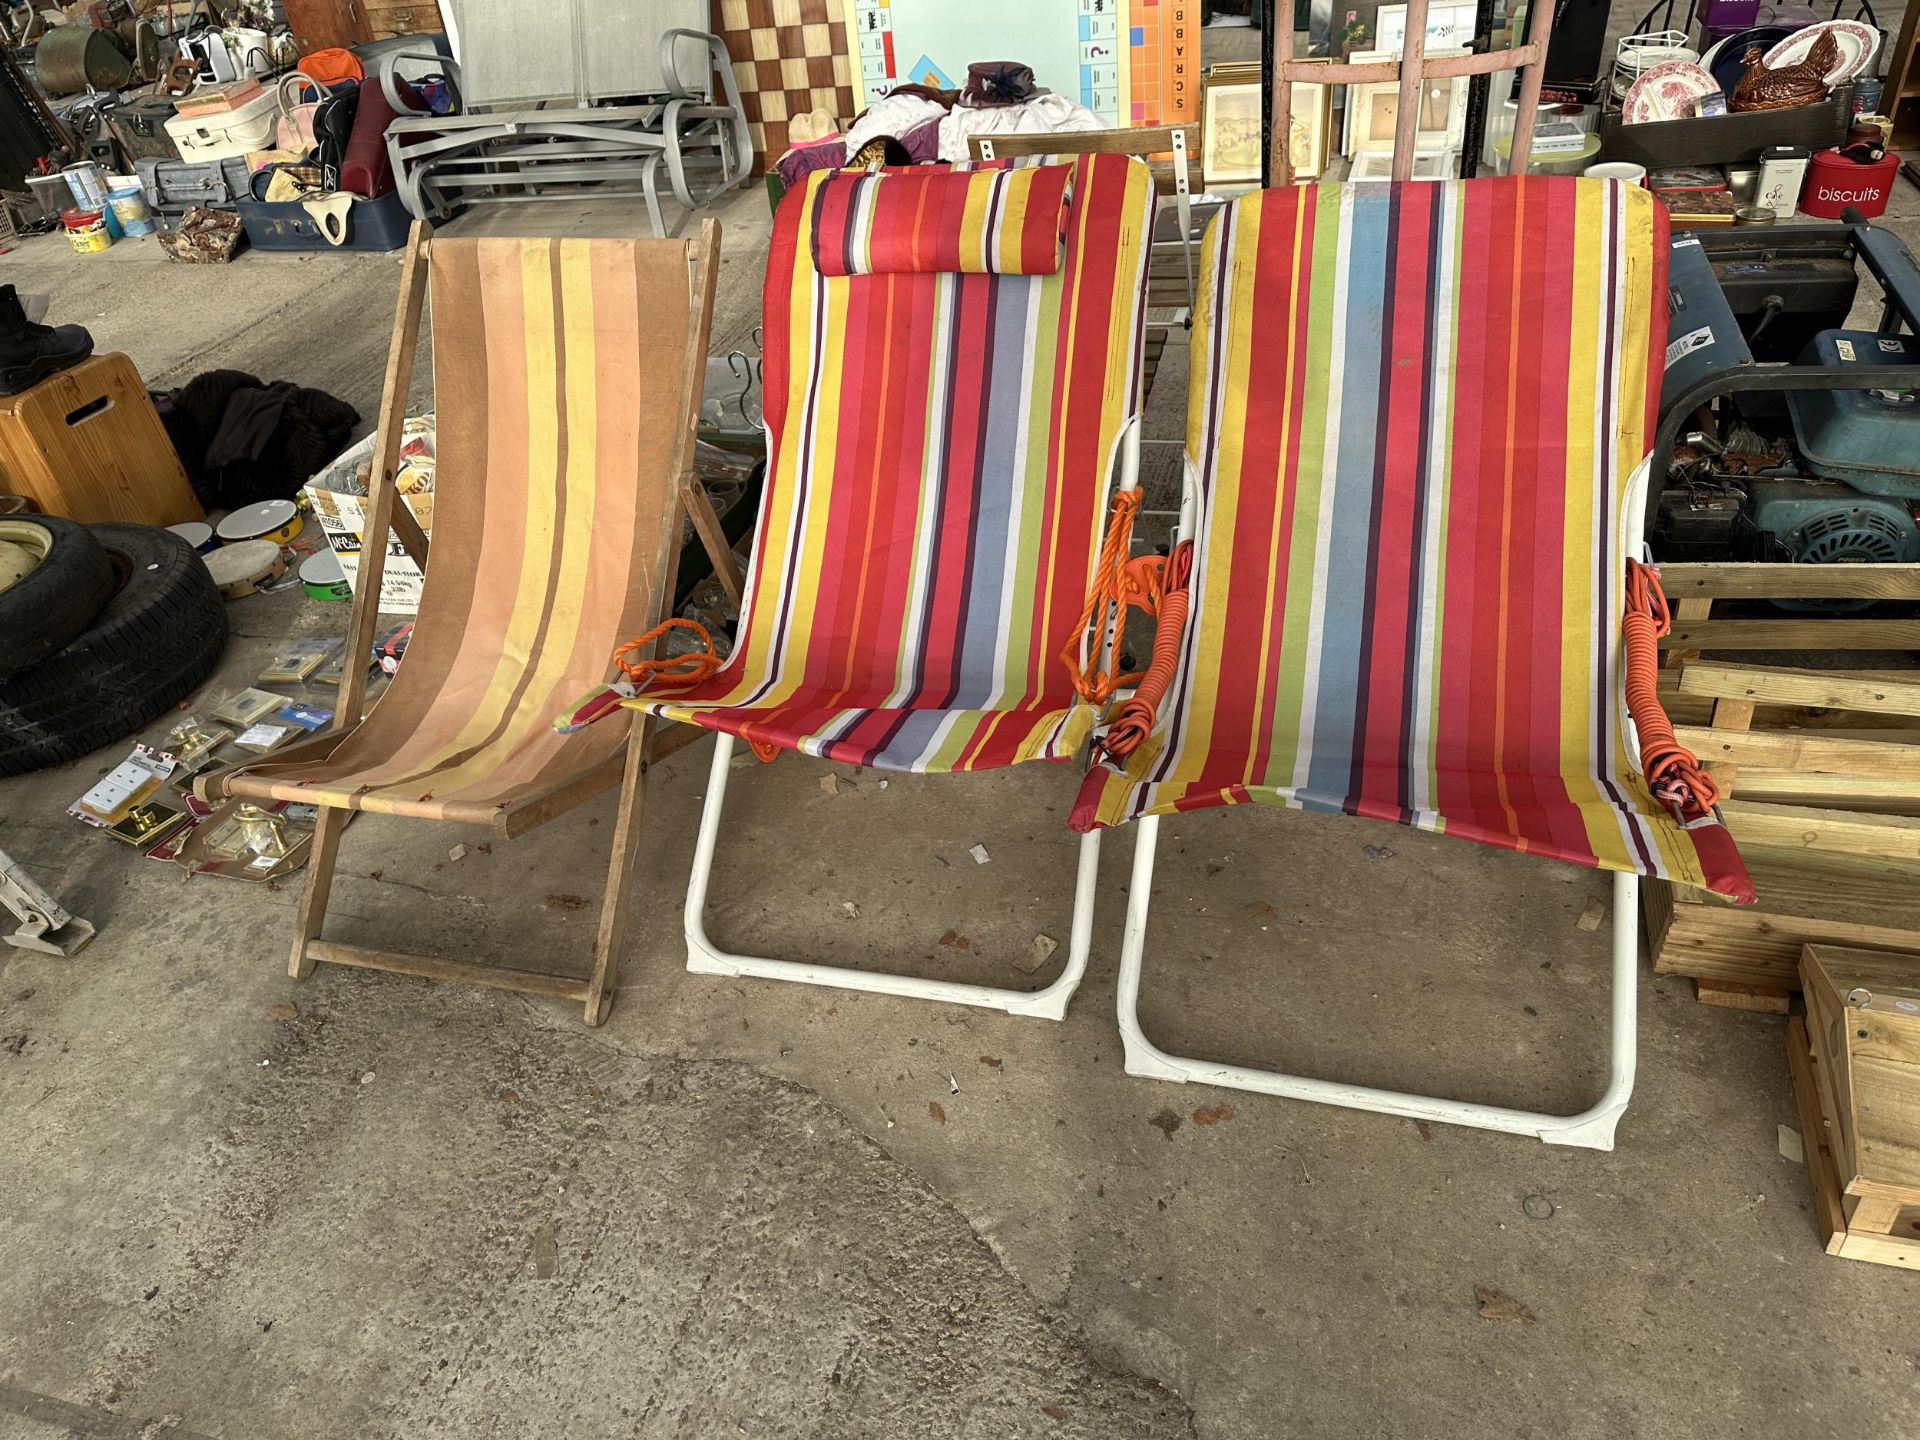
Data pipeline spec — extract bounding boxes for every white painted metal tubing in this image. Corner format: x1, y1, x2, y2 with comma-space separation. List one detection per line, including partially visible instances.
1115, 815, 1640, 1150
682, 731, 1101, 1019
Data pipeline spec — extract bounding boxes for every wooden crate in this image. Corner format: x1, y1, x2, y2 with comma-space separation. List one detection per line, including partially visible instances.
0, 353, 200, 526
1802, 944, 1920, 1196
1787, 1005, 1920, 1271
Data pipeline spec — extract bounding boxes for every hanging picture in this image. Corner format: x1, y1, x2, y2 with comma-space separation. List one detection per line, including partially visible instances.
1204, 64, 1332, 185
1341, 51, 1469, 157
1371, 0, 1479, 53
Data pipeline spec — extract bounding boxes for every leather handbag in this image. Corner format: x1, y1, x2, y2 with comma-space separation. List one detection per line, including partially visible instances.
311, 86, 361, 188
274, 71, 327, 152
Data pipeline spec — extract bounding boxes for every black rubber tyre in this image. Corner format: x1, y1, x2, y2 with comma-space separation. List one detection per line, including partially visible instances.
0, 515, 115, 680
0, 523, 228, 778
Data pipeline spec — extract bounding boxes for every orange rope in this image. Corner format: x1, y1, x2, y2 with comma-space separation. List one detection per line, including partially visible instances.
1062, 490, 1149, 704
611, 619, 722, 689
1624, 559, 1720, 816
1101, 542, 1194, 762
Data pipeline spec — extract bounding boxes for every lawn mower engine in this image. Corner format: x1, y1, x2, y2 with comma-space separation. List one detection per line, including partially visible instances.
1746, 477, 1920, 610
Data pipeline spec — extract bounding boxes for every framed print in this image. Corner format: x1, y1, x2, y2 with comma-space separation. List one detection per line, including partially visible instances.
1342, 52, 1470, 157
1204, 64, 1333, 185
1372, 0, 1479, 54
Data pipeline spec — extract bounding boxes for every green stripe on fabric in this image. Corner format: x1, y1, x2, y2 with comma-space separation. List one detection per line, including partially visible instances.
1267, 186, 1345, 786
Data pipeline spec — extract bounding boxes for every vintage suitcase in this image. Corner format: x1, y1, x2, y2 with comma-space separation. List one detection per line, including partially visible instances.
135, 155, 251, 231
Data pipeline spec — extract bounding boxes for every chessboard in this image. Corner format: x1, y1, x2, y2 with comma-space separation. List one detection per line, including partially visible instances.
713, 0, 860, 174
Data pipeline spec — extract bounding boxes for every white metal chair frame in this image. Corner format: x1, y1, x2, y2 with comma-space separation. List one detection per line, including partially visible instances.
383, 28, 750, 237
1105, 457, 1656, 1152
681, 422, 1142, 1021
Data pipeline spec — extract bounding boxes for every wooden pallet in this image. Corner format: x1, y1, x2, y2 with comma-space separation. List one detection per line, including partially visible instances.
1657, 562, 1920, 664
1646, 660, 1920, 997
1787, 1013, 1920, 1270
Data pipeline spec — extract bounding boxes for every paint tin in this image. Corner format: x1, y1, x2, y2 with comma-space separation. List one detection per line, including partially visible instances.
62, 208, 112, 254
215, 498, 303, 546
107, 183, 155, 238
299, 547, 351, 601
1734, 206, 1777, 225
62, 160, 109, 209
166, 520, 217, 552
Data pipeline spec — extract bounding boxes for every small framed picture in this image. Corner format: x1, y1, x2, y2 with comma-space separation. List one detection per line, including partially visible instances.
1343, 52, 1470, 158
1203, 65, 1333, 186
1371, 0, 1479, 53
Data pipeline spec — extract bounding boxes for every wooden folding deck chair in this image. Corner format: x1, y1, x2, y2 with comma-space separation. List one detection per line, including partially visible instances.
1072, 178, 1755, 1148
202, 219, 729, 1025
609, 155, 1155, 1019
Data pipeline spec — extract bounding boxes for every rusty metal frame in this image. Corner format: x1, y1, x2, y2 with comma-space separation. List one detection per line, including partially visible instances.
1270, 0, 1560, 183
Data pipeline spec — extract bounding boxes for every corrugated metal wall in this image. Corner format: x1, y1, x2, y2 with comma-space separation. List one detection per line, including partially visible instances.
0, 49, 63, 192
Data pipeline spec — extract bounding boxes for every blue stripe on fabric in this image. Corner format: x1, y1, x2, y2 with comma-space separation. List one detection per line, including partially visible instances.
1301, 186, 1391, 800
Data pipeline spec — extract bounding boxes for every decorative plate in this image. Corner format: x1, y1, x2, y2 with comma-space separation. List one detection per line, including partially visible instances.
1624, 61, 1722, 124
1762, 20, 1880, 86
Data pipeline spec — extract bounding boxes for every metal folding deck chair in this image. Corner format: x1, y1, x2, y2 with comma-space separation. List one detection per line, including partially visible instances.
382, 0, 750, 238
1072, 177, 1755, 1148
612, 154, 1155, 1019
202, 219, 732, 1024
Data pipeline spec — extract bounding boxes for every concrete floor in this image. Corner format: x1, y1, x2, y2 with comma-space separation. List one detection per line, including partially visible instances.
4, 170, 1920, 1440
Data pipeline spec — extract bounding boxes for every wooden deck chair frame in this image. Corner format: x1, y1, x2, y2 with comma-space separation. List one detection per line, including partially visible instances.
1270, 0, 1558, 183
1105, 408, 1653, 1148
680, 418, 1143, 1022
269, 219, 739, 1026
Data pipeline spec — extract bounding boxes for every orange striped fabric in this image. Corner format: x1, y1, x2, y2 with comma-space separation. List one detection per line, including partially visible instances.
208, 235, 697, 823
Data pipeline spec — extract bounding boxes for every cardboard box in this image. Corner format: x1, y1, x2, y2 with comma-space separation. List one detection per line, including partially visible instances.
304, 485, 433, 615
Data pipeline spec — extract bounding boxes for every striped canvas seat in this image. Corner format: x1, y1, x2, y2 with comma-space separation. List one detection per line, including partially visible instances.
629, 154, 1155, 771
210, 235, 694, 826
1073, 179, 1752, 902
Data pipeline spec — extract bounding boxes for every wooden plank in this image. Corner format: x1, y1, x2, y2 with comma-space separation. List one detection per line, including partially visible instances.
1676, 725, 1920, 779
1646, 850, 1920, 987
1832, 1226, 1920, 1268
336, 221, 430, 734
969, 124, 1199, 158
1679, 662, 1920, 718
1718, 771, 1920, 815
1722, 800, 1920, 862
1659, 562, 1920, 600
1788, 1014, 1852, 1255
1694, 978, 1791, 1013
306, 939, 588, 1001
1661, 619, 1920, 651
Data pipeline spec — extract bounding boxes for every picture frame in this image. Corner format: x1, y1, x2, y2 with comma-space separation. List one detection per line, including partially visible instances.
1203, 63, 1333, 186
1341, 51, 1470, 158
1370, 0, 1479, 54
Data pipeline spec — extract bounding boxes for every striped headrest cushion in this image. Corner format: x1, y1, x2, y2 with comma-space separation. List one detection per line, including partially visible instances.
807, 164, 1074, 277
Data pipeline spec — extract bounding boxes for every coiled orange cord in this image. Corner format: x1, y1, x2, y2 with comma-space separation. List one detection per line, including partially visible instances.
1101, 541, 1194, 762
1624, 559, 1720, 816
1062, 490, 1148, 704
611, 618, 723, 688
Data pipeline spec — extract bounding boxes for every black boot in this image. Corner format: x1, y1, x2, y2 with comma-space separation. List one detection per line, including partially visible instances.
0, 285, 93, 395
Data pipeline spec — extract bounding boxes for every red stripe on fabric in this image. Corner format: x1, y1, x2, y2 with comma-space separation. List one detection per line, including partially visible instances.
1353, 187, 1434, 815
1244, 184, 1320, 791
1226, 190, 1305, 785
1438, 180, 1513, 834
811, 166, 1072, 276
